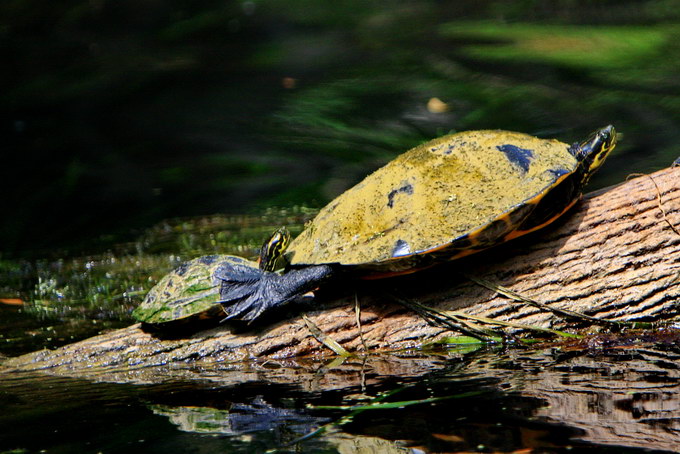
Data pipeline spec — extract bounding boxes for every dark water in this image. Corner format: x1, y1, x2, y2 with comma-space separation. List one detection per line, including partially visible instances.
3, 342, 680, 453
2, 1, 680, 453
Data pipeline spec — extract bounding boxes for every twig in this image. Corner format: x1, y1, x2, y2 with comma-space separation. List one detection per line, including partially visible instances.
354, 294, 368, 352
648, 174, 680, 237
465, 274, 656, 329
398, 297, 578, 339
388, 293, 503, 341
303, 315, 351, 356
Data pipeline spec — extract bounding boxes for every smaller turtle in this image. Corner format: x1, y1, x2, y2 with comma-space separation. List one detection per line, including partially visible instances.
132, 227, 292, 329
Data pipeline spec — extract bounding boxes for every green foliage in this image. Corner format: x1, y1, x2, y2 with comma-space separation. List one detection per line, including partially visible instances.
440, 22, 669, 68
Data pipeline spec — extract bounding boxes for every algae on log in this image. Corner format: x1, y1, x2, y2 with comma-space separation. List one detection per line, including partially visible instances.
6, 167, 680, 376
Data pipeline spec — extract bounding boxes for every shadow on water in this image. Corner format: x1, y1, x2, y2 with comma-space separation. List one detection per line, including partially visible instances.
2, 341, 680, 453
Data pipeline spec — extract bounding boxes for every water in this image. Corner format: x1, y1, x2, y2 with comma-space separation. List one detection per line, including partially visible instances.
3, 342, 679, 453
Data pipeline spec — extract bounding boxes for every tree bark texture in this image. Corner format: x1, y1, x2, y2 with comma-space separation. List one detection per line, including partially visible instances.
6, 167, 680, 376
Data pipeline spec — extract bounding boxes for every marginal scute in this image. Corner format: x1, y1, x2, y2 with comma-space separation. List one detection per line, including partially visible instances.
287, 129, 579, 269
470, 217, 513, 247
505, 202, 538, 228
451, 234, 473, 250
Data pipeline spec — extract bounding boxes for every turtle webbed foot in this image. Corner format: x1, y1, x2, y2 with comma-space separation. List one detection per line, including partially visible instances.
214, 263, 270, 322
217, 264, 334, 323
219, 279, 273, 323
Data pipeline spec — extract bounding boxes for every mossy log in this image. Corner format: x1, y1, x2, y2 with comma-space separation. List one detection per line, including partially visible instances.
6, 167, 680, 377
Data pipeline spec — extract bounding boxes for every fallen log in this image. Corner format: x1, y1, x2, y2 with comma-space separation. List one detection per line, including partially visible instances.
5, 166, 680, 377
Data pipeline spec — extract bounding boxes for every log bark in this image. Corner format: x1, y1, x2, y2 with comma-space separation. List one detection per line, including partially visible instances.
6, 167, 680, 376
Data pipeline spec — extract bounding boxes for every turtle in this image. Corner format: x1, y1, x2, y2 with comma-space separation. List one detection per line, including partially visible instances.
219, 126, 617, 322
132, 227, 291, 329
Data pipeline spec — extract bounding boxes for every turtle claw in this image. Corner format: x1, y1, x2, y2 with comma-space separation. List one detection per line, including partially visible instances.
217, 269, 292, 323
217, 264, 334, 324
221, 294, 269, 323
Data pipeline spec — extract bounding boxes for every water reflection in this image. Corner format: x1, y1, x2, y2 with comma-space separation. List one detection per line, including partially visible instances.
526, 347, 680, 450
3, 340, 679, 452
150, 397, 325, 437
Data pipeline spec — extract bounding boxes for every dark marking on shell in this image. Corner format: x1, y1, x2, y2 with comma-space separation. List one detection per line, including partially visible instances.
175, 262, 191, 276
392, 239, 411, 257
197, 255, 221, 266
497, 144, 535, 173
440, 141, 465, 155
387, 183, 414, 208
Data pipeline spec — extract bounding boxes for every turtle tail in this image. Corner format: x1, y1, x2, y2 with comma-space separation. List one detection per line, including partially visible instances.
217, 264, 334, 323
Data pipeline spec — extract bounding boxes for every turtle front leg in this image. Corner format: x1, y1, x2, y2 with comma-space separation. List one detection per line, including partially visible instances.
218, 265, 334, 323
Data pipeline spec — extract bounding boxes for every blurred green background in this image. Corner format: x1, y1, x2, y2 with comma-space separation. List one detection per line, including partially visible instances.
3, 0, 680, 258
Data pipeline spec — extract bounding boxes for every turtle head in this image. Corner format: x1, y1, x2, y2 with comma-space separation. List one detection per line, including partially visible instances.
573, 125, 617, 185
258, 227, 291, 272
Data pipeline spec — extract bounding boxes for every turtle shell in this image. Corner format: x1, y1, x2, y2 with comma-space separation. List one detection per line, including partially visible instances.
286, 130, 580, 274
133, 254, 259, 325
